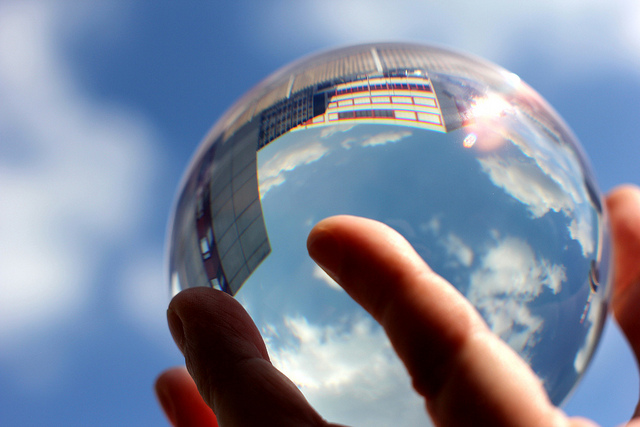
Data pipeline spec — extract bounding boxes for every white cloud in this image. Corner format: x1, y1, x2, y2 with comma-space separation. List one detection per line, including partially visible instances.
258, 127, 410, 202
258, 141, 329, 197
568, 214, 595, 256
420, 216, 442, 235
479, 155, 573, 219
0, 1, 156, 348
574, 296, 606, 374
340, 137, 357, 150
339, 129, 412, 150
442, 233, 474, 268
467, 237, 566, 359
618, 1, 640, 68
360, 130, 412, 147
258, 0, 640, 78
266, 315, 430, 427
319, 123, 357, 139
478, 137, 596, 256
118, 251, 175, 348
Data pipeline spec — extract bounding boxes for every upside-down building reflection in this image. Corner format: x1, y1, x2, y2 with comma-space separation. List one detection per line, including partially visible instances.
169, 43, 516, 295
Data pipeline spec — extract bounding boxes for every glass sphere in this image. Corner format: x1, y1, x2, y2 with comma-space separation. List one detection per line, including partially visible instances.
167, 43, 611, 426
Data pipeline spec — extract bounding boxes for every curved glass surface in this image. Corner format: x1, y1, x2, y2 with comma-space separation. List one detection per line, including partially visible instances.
167, 43, 611, 427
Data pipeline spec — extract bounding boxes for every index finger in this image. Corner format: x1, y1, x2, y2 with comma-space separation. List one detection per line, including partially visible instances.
307, 215, 577, 427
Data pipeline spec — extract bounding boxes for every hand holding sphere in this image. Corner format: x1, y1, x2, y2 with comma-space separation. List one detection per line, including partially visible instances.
157, 43, 640, 426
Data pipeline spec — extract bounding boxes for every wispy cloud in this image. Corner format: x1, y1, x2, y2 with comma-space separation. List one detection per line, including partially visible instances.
266, 314, 427, 426
339, 130, 412, 150
478, 138, 595, 256
319, 123, 356, 139
256, 0, 640, 78
359, 130, 412, 148
258, 126, 411, 199
0, 1, 157, 351
442, 233, 474, 268
467, 236, 566, 358
478, 155, 573, 218
118, 251, 175, 350
258, 141, 329, 197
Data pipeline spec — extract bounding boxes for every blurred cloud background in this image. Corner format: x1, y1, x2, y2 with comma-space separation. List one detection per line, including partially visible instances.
0, 1, 638, 425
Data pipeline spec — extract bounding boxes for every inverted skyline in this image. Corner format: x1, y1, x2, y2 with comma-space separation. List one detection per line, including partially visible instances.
175, 44, 479, 296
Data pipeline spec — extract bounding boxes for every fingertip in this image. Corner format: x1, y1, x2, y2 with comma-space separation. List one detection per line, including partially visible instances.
567, 416, 601, 427
155, 370, 178, 426
169, 286, 270, 362
307, 217, 346, 284
606, 184, 640, 374
606, 184, 640, 236
306, 215, 354, 254
607, 184, 640, 203
155, 367, 218, 427
606, 184, 640, 301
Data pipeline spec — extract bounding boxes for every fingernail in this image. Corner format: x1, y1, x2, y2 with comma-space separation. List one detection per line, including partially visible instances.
307, 229, 343, 282
167, 308, 185, 353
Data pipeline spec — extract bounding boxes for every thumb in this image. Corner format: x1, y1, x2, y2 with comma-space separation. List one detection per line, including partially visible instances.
167, 287, 338, 427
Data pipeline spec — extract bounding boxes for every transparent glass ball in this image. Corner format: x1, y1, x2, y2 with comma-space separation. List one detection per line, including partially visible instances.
167, 43, 611, 426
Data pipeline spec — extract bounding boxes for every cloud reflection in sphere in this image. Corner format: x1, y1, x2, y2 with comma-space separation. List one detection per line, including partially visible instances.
166, 43, 611, 427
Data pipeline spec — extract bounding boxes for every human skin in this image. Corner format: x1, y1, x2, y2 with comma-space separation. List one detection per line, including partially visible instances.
156, 185, 640, 427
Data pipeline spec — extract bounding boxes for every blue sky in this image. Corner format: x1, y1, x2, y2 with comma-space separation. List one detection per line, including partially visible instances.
243, 115, 604, 425
1, 1, 639, 426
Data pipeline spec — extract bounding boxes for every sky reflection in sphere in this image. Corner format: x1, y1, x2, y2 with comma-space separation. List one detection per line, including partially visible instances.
167, 43, 611, 427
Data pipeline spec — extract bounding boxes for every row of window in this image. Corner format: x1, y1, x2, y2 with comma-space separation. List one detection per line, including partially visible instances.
337, 109, 394, 119
334, 81, 432, 96
329, 95, 438, 109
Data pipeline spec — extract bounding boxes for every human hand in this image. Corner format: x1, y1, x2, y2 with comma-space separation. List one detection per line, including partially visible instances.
155, 185, 640, 427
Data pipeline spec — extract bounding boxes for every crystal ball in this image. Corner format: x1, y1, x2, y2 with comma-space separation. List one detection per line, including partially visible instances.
167, 43, 611, 426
